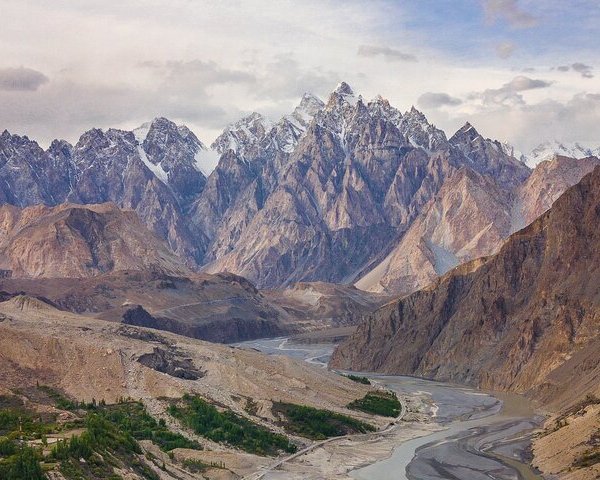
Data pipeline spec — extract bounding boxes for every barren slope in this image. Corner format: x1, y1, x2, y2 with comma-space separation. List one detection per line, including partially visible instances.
0, 202, 190, 278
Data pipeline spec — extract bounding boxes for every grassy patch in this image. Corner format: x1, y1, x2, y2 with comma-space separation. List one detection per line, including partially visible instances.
347, 391, 402, 418
168, 394, 296, 456
344, 374, 371, 385
272, 402, 375, 440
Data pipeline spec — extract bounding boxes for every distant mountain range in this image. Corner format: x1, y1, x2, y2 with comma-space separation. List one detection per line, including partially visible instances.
1, 82, 598, 296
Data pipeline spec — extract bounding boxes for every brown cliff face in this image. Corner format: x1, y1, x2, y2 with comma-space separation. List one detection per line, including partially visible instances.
331, 166, 600, 407
0, 203, 190, 278
357, 156, 600, 296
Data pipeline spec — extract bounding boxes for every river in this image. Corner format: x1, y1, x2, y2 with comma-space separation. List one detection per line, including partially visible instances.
235, 337, 544, 480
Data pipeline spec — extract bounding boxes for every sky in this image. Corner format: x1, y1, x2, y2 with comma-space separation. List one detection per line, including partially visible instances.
1, 0, 599, 155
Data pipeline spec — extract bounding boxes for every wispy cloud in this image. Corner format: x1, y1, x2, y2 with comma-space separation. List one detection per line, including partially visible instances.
483, 0, 537, 28
0, 67, 49, 91
357, 45, 417, 62
472, 76, 552, 106
418, 92, 462, 108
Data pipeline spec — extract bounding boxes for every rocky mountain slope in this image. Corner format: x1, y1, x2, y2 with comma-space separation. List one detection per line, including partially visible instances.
0, 270, 384, 343
201, 85, 530, 287
264, 282, 390, 330
0, 202, 190, 278
515, 155, 600, 228
358, 154, 600, 295
331, 166, 600, 409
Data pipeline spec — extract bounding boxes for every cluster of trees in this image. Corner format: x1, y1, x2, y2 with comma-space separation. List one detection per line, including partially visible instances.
272, 402, 375, 440
168, 395, 296, 456
0, 446, 46, 480
347, 391, 402, 417
0, 399, 54, 479
1, 393, 201, 480
97, 401, 201, 452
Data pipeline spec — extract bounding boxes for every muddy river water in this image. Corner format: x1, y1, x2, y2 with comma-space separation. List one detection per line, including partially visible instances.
235, 337, 544, 480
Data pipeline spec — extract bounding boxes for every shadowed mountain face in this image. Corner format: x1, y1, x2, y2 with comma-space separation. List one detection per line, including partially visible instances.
0, 270, 294, 343
331, 166, 600, 408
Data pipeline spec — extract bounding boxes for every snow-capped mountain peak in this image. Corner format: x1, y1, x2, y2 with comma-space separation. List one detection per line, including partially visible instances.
210, 112, 274, 157
294, 93, 325, 120
367, 96, 402, 126
525, 141, 600, 166
327, 81, 358, 108
399, 106, 447, 151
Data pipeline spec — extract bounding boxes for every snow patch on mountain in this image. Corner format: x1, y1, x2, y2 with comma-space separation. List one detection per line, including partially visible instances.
137, 145, 168, 184
133, 123, 151, 144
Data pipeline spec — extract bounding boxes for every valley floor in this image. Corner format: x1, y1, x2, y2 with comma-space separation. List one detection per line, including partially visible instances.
235, 338, 545, 480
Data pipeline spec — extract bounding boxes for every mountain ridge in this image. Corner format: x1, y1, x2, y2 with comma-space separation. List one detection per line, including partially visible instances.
2, 82, 596, 292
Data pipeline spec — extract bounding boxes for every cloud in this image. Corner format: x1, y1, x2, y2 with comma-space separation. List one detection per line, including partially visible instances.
483, 0, 537, 28
0, 67, 49, 91
556, 62, 594, 78
357, 45, 417, 62
495, 41, 516, 59
473, 75, 552, 106
459, 92, 600, 155
161, 60, 257, 86
251, 53, 340, 101
418, 92, 462, 109
505, 76, 551, 90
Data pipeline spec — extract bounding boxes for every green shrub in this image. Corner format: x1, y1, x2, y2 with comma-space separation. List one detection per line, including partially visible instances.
344, 374, 371, 385
0, 446, 45, 480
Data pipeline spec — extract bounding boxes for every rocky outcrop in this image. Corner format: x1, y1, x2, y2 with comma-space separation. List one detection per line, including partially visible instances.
0, 203, 190, 278
331, 166, 600, 405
